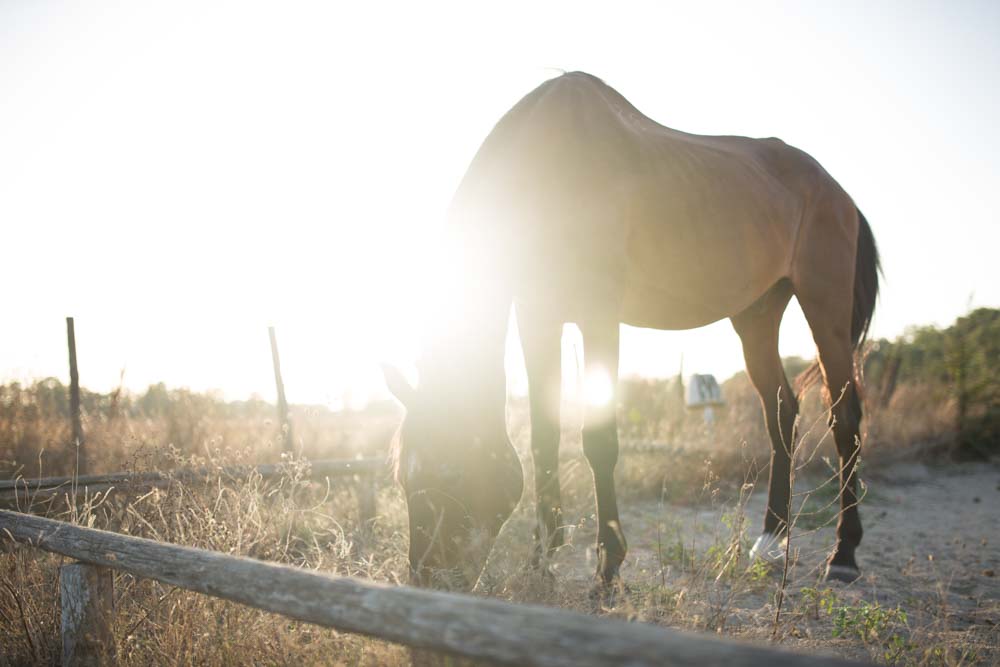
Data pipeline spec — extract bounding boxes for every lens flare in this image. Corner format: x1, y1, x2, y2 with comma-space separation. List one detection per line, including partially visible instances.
583, 368, 614, 408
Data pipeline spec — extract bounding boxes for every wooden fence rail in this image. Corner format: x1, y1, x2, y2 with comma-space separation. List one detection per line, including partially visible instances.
0, 458, 382, 523
0, 510, 857, 667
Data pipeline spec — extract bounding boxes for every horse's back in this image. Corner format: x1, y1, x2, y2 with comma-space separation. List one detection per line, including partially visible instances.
449, 73, 845, 328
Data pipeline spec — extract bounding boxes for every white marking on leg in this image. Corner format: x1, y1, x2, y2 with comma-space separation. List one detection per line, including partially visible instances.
749, 532, 786, 564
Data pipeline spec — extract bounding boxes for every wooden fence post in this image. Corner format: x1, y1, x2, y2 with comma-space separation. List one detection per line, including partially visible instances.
66, 317, 86, 475
60, 562, 116, 666
268, 326, 293, 453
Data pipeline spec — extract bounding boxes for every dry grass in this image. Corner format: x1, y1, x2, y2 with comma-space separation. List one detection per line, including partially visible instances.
2, 448, 413, 665
0, 382, 399, 480
1, 380, 996, 666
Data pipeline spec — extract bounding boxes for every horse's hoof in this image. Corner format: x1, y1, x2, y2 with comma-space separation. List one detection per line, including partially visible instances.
824, 563, 861, 583
749, 532, 786, 564
588, 578, 629, 608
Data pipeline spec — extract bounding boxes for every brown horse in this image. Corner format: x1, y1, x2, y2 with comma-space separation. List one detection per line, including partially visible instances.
384, 71, 879, 590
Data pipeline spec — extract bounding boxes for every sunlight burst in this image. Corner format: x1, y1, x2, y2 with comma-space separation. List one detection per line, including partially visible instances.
583, 367, 614, 408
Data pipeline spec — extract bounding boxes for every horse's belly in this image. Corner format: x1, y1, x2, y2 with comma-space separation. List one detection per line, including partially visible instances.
617, 184, 797, 329
513, 251, 776, 330
619, 219, 793, 329
620, 281, 752, 330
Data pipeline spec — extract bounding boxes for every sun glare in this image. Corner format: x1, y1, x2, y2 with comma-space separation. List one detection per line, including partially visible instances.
583, 367, 615, 408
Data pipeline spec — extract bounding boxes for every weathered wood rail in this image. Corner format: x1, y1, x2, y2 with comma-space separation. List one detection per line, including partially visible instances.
0, 458, 382, 523
0, 510, 858, 667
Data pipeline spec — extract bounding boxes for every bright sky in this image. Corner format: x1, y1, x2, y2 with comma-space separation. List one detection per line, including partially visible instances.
2, 1, 998, 407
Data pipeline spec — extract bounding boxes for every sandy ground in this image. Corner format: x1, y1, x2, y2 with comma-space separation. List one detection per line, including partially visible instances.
494, 460, 1000, 663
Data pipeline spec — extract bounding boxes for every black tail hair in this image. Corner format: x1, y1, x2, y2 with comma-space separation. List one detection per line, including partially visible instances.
795, 208, 881, 398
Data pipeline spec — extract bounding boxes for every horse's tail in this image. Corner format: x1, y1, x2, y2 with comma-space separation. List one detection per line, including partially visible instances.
795, 207, 881, 398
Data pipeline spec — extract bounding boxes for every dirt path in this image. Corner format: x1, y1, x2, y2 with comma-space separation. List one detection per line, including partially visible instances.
497, 460, 1000, 663
854, 463, 1000, 621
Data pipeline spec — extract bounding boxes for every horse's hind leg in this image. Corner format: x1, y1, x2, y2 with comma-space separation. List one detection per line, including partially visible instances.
516, 304, 566, 564
797, 276, 865, 582
579, 316, 627, 588
731, 280, 798, 563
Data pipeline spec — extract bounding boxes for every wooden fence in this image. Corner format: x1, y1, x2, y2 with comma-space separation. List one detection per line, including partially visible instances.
0, 458, 382, 523
0, 509, 858, 667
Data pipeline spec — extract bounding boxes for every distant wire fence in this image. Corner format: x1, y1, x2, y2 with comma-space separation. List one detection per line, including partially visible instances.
0, 509, 859, 667
48, 318, 307, 477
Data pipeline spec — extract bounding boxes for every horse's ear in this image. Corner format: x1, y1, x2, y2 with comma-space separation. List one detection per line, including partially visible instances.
381, 364, 416, 407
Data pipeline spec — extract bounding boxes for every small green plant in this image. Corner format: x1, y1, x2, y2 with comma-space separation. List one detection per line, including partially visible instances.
830, 599, 907, 642
799, 588, 913, 663
924, 644, 979, 666
745, 557, 770, 584
882, 633, 911, 664
799, 586, 838, 619
825, 598, 911, 664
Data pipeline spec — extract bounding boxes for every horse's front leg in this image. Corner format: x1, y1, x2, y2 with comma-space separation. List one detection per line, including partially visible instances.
517, 305, 565, 565
579, 317, 627, 588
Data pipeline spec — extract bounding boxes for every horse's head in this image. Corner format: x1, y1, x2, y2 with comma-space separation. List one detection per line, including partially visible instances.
383, 365, 523, 590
